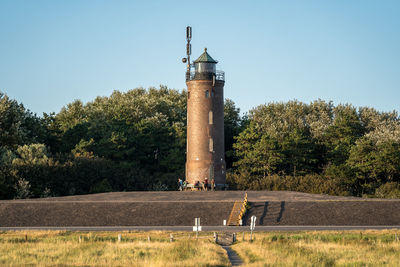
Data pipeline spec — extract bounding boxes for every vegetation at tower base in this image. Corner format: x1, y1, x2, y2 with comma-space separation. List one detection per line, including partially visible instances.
1, 87, 188, 198
229, 100, 400, 197
1, 89, 400, 199
0, 88, 243, 199
224, 99, 248, 170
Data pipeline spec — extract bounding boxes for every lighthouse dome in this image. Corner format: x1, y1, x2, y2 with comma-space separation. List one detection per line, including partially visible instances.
194, 48, 218, 64
193, 48, 217, 79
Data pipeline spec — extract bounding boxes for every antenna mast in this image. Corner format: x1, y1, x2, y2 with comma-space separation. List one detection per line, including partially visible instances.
182, 26, 192, 81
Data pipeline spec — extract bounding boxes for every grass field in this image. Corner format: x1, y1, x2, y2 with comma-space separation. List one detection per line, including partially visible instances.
1, 230, 400, 266
233, 230, 400, 266
0, 231, 229, 267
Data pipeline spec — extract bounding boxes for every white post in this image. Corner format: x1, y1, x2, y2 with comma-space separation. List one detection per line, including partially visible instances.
194, 218, 201, 238
118, 234, 121, 242
250, 215, 256, 241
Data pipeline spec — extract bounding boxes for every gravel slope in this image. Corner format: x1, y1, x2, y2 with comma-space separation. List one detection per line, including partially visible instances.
244, 201, 400, 226
1, 191, 399, 227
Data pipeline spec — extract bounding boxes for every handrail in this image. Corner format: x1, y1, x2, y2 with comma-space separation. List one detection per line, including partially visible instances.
227, 201, 241, 226
237, 192, 248, 225
216, 70, 225, 81
188, 70, 225, 81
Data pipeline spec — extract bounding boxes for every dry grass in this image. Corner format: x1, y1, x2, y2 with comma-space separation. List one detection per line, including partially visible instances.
2, 230, 400, 266
0, 231, 229, 267
232, 230, 400, 266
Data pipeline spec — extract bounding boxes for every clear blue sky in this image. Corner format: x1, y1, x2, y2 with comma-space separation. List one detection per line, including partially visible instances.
1, 0, 399, 116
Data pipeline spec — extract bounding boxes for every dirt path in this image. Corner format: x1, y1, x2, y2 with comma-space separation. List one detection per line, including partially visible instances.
222, 246, 243, 266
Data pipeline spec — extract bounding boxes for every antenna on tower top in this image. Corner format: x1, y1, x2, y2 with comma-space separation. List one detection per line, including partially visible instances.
186, 26, 192, 41
182, 26, 192, 81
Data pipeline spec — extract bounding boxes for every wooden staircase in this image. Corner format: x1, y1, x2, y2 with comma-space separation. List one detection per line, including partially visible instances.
227, 201, 242, 226
227, 192, 248, 226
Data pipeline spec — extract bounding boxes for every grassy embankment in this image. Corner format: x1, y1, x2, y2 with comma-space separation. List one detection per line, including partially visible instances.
0, 231, 229, 267
1, 230, 400, 266
232, 230, 400, 266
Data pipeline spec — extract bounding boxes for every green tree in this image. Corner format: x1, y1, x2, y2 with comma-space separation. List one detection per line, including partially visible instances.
224, 99, 242, 169
0, 147, 16, 199
323, 104, 364, 165
0, 92, 46, 149
52, 86, 187, 192
233, 101, 322, 187
281, 128, 320, 176
348, 137, 400, 195
12, 144, 55, 197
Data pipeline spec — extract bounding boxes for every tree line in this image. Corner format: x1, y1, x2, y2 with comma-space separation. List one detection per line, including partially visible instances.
1, 88, 400, 199
229, 100, 400, 197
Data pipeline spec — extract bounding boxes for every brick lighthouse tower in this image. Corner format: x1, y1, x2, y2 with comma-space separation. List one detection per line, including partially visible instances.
182, 26, 226, 189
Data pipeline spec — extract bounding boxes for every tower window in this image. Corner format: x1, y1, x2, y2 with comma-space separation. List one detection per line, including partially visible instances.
209, 111, 213, 124
209, 138, 213, 152
205, 90, 209, 98
188, 92, 190, 99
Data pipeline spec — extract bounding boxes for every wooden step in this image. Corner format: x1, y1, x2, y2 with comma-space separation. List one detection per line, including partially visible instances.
227, 201, 242, 226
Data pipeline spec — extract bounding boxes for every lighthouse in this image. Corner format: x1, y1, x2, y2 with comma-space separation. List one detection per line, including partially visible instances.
183, 26, 227, 189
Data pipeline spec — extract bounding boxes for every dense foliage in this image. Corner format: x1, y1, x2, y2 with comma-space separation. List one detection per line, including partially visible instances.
0, 88, 243, 198
1, 90, 400, 199
1, 87, 189, 198
228, 100, 400, 197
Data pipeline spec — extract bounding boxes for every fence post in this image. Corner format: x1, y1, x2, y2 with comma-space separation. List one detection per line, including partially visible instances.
214, 232, 218, 243
250, 215, 256, 242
